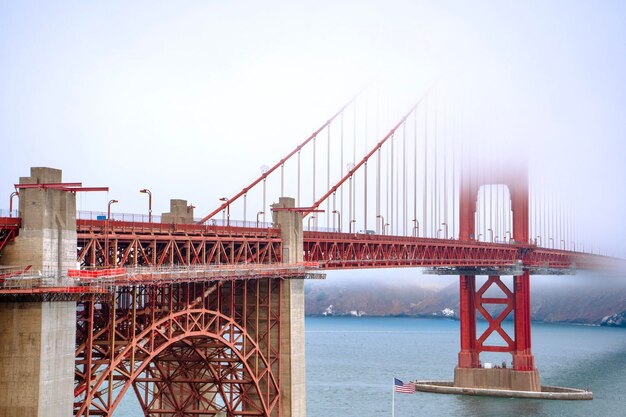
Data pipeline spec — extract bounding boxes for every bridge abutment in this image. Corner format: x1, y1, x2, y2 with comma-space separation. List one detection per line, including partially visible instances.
0, 167, 77, 417
272, 197, 306, 417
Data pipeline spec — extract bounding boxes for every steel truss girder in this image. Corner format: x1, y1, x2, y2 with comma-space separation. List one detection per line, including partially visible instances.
303, 232, 611, 271
304, 233, 520, 269
75, 278, 282, 417
72, 219, 612, 272
77, 225, 283, 268
458, 273, 535, 371
0, 217, 20, 254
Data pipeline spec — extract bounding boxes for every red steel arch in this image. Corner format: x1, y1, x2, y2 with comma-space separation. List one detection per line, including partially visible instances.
75, 278, 283, 417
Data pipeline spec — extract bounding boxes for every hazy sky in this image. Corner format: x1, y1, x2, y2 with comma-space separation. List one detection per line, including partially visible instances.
1, 0, 625, 259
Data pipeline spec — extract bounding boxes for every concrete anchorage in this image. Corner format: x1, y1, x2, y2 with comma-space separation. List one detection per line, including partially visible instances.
272, 197, 306, 417
0, 167, 77, 417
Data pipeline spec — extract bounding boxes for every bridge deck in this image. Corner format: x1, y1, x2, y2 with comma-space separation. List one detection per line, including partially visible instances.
0, 217, 617, 274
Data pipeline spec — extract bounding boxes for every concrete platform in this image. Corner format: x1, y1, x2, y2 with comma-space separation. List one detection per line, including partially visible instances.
454, 367, 541, 392
413, 381, 593, 400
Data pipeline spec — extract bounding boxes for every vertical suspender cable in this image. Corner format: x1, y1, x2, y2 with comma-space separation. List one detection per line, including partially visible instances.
414, 107, 418, 236
424, 98, 428, 237
443, 98, 447, 238
451, 101, 456, 239
364, 161, 368, 231
391, 133, 394, 234
327, 125, 331, 230
377, 149, 381, 234
349, 176, 353, 233
297, 151, 301, 206
340, 112, 344, 228
263, 178, 267, 224
403, 122, 407, 236
396, 127, 400, 235
313, 137, 316, 225
433, 92, 438, 238
353, 97, 357, 228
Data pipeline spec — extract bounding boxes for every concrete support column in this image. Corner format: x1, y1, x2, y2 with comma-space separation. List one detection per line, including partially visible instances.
0, 167, 77, 280
0, 301, 76, 417
0, 167, 77, 417
272, 197, 306, 417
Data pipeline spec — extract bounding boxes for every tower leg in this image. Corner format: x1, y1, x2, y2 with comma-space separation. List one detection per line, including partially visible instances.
457, 275, 479, 368
513, 270, 535, 371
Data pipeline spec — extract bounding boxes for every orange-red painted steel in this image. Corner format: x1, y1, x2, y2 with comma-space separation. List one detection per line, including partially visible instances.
457, 162, 536, 370
73, 218, 608, 271
0, 216, 20, 253
74, 278, 283, 417
77, 220, 283, 268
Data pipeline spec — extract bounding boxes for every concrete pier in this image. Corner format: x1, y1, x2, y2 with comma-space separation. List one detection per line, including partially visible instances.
454, 367, 541, 392
272, 197, 306, 417
0, 301, 76, 417
0, 167, 77, 417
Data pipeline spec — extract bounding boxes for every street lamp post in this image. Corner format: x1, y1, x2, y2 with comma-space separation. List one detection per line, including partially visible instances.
219, 197, 230, 226
384, 223, 389, 235
9, 191, 18, 217
256, 211, 264, 228
441, 222, 448, 239
412, 219, 420, 237
561, 239, 565, 250
332, 210, 341, 232
107, 199, 118, 221
139, 189, 152, 223
106, 199, 118, 267
349, 219, 356, 233
487, 228, 493, 242
376, 214, 385, 235
307, 215, 316, 230
505, 230, 511, 243
549, 237, 554, 248
536, 236, 542, 246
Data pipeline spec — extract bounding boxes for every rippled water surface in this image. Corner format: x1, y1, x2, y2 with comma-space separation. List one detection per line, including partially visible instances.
306, 317, 626, 417
115, 316, 626, 416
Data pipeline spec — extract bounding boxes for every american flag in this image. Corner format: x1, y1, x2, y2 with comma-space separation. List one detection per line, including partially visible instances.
394, 378, 416, 394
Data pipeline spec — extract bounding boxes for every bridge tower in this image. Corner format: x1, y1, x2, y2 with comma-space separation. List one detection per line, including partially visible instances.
455, 162, 540, 391
272, 197, 306, 417
0, 167, 77, 417
0, 167, 308, 416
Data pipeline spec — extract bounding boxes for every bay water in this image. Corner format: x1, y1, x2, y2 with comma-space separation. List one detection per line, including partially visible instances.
306, 316, 626, 417
115, 316, 626, 416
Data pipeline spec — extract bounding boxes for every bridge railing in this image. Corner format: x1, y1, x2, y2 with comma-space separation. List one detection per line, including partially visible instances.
77, 210, 274, 229
78, 210, 159, 223
0, 209, 18, 218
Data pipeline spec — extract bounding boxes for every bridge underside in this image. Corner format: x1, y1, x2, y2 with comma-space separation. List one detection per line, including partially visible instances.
74, 278, 284, 417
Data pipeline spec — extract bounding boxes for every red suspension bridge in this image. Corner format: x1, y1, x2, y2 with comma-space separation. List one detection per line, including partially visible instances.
0, 86, 621, 416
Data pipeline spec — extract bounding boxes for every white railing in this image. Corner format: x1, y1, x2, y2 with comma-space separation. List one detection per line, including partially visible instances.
0, 209, 19, 218
77, 211, 274, 229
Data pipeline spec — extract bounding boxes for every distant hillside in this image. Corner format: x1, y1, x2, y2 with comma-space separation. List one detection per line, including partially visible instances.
305, 275, 626, 325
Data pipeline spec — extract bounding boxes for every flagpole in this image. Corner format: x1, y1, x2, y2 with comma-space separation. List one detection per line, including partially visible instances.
392, 378, 395, 417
